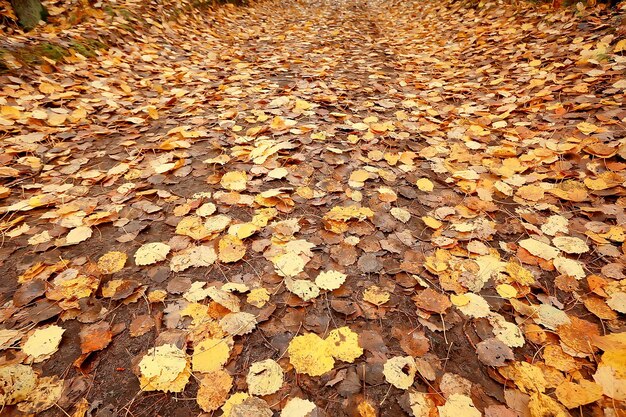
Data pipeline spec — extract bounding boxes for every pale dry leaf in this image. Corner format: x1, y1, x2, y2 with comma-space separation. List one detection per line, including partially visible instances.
553, 256, 586, 280
273, 251, 306, 277
438, 394, 480, 417
23, 325, 65, 363
281, 397, 317, 417
383, 356, 416, 389
66, 226, 92, 245
0, 364, 37, 405
219, 312, 257, 336
518, 238, 559, 260
134, 242, 170, 266
390, 207, 411, 223
246, 359, 284, 396
315, 270, 347, 291
16, 376, 64, 414
285, 277, 320, 301
552, 236, 589, 254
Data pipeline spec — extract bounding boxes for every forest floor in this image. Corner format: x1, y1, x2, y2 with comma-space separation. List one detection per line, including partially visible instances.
0, 0, 626, 416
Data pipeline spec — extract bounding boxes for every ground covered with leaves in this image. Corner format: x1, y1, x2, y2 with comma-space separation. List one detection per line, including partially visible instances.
1, 0, 626, 415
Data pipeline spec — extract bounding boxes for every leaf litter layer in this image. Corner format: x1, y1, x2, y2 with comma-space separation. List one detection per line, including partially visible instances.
0, 0, 625, 415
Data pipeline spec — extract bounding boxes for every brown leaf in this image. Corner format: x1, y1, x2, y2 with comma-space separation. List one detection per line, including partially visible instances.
79, 322, 112, 354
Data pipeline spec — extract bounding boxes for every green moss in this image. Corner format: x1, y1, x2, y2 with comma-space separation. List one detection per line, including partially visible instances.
70, 38, 107, 57
37, 42, 67, 60
17, 42, 67, 63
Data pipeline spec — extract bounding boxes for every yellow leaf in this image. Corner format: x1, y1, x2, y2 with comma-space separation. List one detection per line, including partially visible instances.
416, 178, 434, 192
138, 344, 190, 392
326, 327, 363, 363
496, 284, 517, 299
97, 251, 127, 274
576, 121, 599, 135
1, 105, 21, 119
221, 392, 250, 417
528, 392, 570, 417
555, 379, 603, 408
176, 216, 211, 240
363, 285, 390, 306
221, 171, 247, 191
218, 235, 246, 263
357, 400, 377, 417
147, 289, 167, 303
499, 362, 546, 394
197, 370, 232, 412
272, 252, 306, 277
192, 338, 232, 373
421, 216, 443, 229
247, 288, 270, 307
47, 113, 67, 127
506, 261, 536, 285
451, 294, 470, 307
228, 223, 259, 239
288, 333, 334, 376
38, 82, 58, 94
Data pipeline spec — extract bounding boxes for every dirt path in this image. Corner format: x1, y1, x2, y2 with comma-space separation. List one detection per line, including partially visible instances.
1, 0, 625, 415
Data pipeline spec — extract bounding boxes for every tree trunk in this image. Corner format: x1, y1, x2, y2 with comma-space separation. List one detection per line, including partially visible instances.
10, 0, 47, 31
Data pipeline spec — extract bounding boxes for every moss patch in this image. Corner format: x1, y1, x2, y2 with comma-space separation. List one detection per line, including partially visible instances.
0, 38, 107, 73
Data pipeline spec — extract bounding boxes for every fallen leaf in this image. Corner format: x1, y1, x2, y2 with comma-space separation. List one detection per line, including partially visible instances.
247, 359, 284, 396
138, 344, 190, 392
134, 242, 170, 266
23, 325, 65, 363
288, 333, 334, 376
383, 356, 416, 389
197, 370, 233, 412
